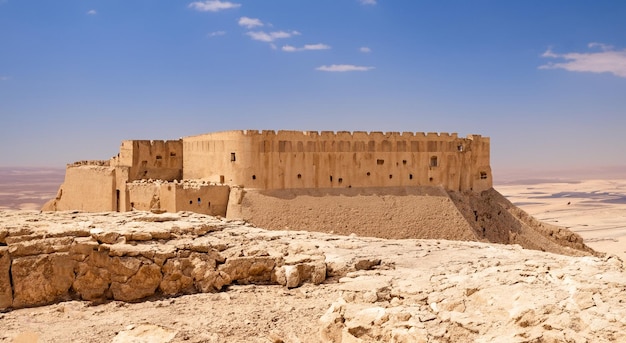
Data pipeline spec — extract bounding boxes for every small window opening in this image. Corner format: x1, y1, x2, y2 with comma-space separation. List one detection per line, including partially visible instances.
409, 174, 413, 180
130, 202, 135, 209
457, 145, 464, 152
208, 201, 211, 208
402, 160, 407, 165
252, 175, 256, 180
220, 175, 225, 183
366, 172, 371, 176
156, 155, 163, 160
376, 159, 384, 165
389, 174, 393, 179
330, 176, 333, 182
480, 172, 488, 180
430, 156, 438, 167
429, 177, 434, 182
297, 174, 302, 179
189, 200, 193, 205
170, 152, 177, 157
230, 152, 236, 162
338, 178, 343, 184
197, 197, 201, 205
144, 170, 148, 176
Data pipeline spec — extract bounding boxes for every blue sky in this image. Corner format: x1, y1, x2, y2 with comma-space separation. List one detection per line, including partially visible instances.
1, 0, 625, 176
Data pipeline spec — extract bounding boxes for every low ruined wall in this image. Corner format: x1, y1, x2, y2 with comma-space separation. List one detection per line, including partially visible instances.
0, 212, 325, 311
43, 166, 116, 212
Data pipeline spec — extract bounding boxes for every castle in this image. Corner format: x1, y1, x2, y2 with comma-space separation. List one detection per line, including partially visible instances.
43, 130, 492, 217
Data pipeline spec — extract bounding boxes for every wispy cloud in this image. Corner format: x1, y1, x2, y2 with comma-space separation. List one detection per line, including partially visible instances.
316, 64, 374, 72
238, 16, 263, 29
208, 31, 226, 37
359, 0, 377, 5
0, 76, 10, 81
539, 43, 626, 78
359, 47, 371, 53
246, 30, 300, 43
87, 9, 97, 15
188, 0, 241, 12
282, 44, 331, 52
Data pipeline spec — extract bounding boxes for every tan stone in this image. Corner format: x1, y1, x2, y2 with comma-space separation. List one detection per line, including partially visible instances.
11, 253, 75, 307
0, 247, 12, 310
73, 262, 111, 301
219, 256, 279, 284
110, 263, 162, 302
159, 258, 195, 295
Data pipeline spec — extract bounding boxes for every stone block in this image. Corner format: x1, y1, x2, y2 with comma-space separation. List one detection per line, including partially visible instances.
11, 253, 76, 308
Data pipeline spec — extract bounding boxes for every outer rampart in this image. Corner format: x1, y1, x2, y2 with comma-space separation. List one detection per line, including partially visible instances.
183, 130, 491, 192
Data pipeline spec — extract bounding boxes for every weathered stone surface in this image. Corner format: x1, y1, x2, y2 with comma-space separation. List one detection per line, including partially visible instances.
0, 247, 12, 310
73, 262, 111, 301
159, 258, 195, 295
110, 263, 162, 302
11, 253, 75, 307
220, 256, 279, 285
8, 237, 73, 257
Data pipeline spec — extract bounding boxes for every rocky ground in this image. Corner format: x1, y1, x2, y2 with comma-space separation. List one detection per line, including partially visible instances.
1, 210, 625, 343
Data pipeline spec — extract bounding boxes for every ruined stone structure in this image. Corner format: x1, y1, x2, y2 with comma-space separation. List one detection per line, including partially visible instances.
43, 130, 492, 217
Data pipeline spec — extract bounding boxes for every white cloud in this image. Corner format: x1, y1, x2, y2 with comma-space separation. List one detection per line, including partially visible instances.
282, 43, 331, 52
539, 43, 626, 78
87, 9, 97, 15
246, 30, 300, 43
359, 0, 377, 5
208, 31, 226, 37
188, 0, 241, 12
359, 46, 371, 53
238, 16, 263, 29
316, 64, 374, 72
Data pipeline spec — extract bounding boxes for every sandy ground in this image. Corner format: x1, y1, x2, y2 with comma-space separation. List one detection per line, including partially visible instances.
496, 179, 626, 261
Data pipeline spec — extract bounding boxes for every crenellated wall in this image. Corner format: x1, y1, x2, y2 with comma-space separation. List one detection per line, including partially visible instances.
183, 130, 492, 192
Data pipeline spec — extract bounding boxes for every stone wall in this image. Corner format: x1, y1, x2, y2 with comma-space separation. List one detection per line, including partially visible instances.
183, 130, 492, 192
42, 165, 116, 212
111, 140, 183, 182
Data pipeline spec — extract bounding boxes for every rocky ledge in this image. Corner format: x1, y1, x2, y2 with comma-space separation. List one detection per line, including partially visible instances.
0, 211, 326, 310
1, 210, 626, 342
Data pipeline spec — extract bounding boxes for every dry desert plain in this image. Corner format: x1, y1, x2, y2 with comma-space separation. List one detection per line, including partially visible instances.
0, 167, 625, 342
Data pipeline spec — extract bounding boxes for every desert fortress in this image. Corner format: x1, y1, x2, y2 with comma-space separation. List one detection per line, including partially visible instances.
44, 130, 492, 216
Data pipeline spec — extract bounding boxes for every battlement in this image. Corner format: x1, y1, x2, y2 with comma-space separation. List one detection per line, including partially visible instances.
195, 130, 467, 141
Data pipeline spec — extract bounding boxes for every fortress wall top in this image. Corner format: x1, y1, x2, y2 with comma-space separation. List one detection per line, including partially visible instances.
181, 130, 492, 192
185, 130, 467, 142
